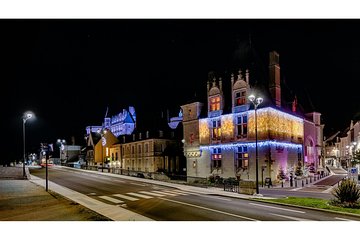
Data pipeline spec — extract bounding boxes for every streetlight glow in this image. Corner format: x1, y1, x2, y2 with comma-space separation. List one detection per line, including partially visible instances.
22, 111, 34, 178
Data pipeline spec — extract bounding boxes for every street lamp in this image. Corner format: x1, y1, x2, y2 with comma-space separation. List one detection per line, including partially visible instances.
22, 111, 34, 178
248, 94, 263, 195
57, 139, 66, 165
100, 129, 107, 172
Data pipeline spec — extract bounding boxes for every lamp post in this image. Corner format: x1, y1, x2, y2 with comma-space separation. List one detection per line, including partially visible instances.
248, 94, 263, 195
100, 129, 107, 172
22, 112, 33, 178
57, 139, 66, 165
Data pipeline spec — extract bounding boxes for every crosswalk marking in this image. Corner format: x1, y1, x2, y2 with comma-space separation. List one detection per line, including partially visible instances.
113, 194, 139, 201
98, 196, 124, 204
162, 190, 189, 196
96, 189, 195, 205
151, 190, 179, 196
139, 191, 166, 197
170, 190, 192, 194
126, 192, 154, 199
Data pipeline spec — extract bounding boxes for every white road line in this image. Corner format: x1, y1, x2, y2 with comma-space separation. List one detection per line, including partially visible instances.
205, 196, 232, 202
162, 190, 189, 196
159, 198, 257, 221
139, 191, 166, 197
249, 203, 305, 213
269, 213, 310, 221
151, 190, 178, 196
126, 192, 154, 199
113, 194, 139, 201
130, 183, 147, 187
170, 190, 194, 194
98, 196, 124, 204
335, 217, 354, 221
113, 180, 126, 183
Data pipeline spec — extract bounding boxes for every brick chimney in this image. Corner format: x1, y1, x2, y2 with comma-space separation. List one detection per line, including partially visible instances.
269, 51, 281, 107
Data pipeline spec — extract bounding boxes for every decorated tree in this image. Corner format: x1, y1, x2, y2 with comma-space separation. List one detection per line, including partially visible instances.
277, 166, 286, 180
295, 161, 303, 176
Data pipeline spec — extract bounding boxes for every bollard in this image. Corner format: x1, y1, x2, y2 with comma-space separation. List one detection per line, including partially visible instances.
295, 180, 297, 187
302, 180, 304, 187
281, 181, 284, 188
310, 177, 312, 183
306, 178, 308, 184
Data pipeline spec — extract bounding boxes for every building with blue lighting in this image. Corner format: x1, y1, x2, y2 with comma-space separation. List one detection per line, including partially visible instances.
181, 51, 324, 183
86, 106, 136, 137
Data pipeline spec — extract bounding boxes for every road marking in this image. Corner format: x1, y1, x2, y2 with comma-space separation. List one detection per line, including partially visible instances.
98, 196, 124, 204
205, 196, 232, 202
113, 194, 139, 201
126, 192, 154, 199
130, 183, 148, 187
269, 213, 310, 221
249, 203, 305, 213
170, 190, 193, 194
159, 198, 257, 221
162, 190, 189, 196
151, 190, 178, 196
335, 217, 354, 221
139, 191, 166, 197
113, 180, 126, 183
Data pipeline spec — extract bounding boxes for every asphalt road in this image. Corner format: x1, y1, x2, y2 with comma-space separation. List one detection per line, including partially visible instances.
30, 167, 360, 221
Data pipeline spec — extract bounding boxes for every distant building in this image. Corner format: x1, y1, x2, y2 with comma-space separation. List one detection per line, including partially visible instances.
86, 106, 136, 137
84, 111, 186, 177
337, 120, 360, 170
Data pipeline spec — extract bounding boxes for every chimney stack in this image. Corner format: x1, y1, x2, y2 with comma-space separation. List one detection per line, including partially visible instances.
269, 51, 281, 107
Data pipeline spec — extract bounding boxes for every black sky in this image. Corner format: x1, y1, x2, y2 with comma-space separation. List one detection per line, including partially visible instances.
2, 19, 360, 163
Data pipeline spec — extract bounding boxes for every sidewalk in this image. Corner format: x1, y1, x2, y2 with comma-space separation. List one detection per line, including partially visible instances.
0, 166, 111, 221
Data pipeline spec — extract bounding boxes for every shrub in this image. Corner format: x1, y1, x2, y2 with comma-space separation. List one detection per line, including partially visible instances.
330, 179, 360, 208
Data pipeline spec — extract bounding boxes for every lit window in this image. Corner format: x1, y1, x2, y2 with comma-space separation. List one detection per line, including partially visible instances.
236, 146, 248, 170
210, 96, 221, 111
235, 90, 246, 106
211, 148, 222, 169
236, 114, 247, 138
212, 119, 221, 140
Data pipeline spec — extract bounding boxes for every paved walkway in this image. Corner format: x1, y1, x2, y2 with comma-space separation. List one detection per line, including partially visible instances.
0, 166, 111, 221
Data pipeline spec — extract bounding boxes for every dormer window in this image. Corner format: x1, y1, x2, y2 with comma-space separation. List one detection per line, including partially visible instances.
235, 90, 246, 106
210, 96, 221, 112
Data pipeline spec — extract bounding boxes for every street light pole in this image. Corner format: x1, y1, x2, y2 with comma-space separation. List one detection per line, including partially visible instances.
248, 94, 263, 195
22, 112, 33, 178
100, 129, 107, 172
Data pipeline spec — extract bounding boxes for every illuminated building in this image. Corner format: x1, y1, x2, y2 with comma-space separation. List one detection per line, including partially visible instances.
86, 106, 136, 137
182, 51, 324, 183
85, 111, 186, 177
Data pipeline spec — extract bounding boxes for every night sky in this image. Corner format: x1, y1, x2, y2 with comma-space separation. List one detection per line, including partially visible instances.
2, 19, 360, 163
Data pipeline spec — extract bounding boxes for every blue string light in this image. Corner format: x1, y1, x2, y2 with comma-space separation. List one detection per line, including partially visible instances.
199, 140, 303, 151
